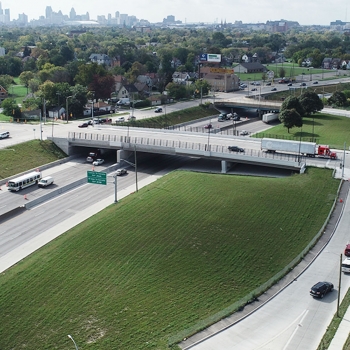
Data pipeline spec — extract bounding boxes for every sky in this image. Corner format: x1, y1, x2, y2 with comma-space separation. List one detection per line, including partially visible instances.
1, 0, 349, 26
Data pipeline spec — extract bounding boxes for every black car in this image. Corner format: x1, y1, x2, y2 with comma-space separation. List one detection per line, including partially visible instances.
271, 88, 277, 91
313, 81, 319, 84
228, 146, 244, 152
310, 281, 334, 298
78, 122, 89, 128
251, 88, 257, 91
233, 116, 240, 121
266, 82, 271, 86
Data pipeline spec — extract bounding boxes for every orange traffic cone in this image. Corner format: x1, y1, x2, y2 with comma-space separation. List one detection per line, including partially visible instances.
340, 198, 343, 203
92, 166, 95, 171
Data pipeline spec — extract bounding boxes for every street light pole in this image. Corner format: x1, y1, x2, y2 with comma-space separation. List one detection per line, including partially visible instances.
67, 335, 79, 350
114, 174, 118, 203
66, 95, 73, 124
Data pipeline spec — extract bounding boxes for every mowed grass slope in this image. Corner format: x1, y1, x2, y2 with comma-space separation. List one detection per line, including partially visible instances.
0, 168, 339, 349
255, 113, 350, 149
0, 140, 66, 180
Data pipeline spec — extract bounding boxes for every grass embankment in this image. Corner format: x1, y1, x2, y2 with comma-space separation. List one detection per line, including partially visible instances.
0, 140, 66, 180
123, 105, 214, 128
0, 168, 339, 349
254, 113, 350, 149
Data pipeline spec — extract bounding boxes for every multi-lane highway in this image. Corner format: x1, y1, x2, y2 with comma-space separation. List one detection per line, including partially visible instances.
1, 87, 350, 350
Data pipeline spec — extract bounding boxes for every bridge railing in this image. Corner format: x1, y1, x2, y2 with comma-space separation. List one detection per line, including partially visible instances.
69, 132, 308, 164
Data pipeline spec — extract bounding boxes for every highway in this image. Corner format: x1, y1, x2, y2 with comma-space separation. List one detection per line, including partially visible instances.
0, 87, 350, 350
0, 153, 189, 261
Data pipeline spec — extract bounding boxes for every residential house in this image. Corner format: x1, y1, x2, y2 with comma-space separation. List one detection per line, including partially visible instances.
322, 58, 332, 69
89, 53, 112, 66
0, 85, 8, 102
172, 72, 195, 84
48, 106, 65, 119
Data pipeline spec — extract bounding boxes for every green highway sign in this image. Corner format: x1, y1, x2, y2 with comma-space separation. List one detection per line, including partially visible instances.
87, 171, 107, 185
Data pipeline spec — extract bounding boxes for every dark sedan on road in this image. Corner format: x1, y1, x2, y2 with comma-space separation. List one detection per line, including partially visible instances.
228, 146, 245, 152
204, 123, 213, 129
78, 123, 89, 128
271, 88, 277, 91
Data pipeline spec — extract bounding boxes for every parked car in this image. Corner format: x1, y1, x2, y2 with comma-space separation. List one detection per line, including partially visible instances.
240, 130, 249, 136
204, 123, 213, 129
300, 82, 307, 86
155, 107, 163, 113
78, 122, 89, 128
116, 168, 128, 176
228, 145, 245, 152
116, 117, 125, 122
310, 281, 333, 298
313, 81, 319, 84
92, 159, 105, 166
38, 176, 54, 188
271, 88, 277, 91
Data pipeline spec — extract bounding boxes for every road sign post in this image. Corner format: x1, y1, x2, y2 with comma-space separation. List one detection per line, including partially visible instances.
87, 171, 107, 185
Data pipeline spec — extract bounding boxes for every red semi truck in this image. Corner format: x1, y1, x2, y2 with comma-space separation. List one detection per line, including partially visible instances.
261, 138, 337, 159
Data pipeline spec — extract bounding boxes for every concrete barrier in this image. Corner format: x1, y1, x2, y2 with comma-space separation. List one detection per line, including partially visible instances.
0, 205, 26, 224
0, 156, 76, 187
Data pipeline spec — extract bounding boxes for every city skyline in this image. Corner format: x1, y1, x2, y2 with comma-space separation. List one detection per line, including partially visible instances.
0, 0, 349, 25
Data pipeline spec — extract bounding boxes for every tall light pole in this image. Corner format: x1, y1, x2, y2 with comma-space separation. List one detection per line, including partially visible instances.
56, 92, 61, 120
114, 174, 118, 203
66, 95, 73, 124
67, 335, 79, 350
90, 91, 95, 125
121, 147, 138, 193
207, 118, 211, 151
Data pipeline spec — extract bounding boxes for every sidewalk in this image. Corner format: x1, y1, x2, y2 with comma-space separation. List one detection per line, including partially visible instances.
328, 306, 350, 350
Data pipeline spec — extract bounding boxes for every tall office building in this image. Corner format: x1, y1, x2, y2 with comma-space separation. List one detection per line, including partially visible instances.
45, 6, 52, 19
70, 8, 76, 20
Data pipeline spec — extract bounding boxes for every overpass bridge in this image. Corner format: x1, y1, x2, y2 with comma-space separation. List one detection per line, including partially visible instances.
214, 97, 282, 114
62, 129, 305, 173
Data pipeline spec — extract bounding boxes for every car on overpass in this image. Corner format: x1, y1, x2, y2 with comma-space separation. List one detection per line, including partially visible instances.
228, 145, 245, 152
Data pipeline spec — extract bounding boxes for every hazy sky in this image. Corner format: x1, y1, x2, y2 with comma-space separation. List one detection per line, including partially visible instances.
1, 0, 349, 25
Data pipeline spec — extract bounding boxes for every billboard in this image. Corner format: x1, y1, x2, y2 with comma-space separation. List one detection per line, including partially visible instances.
210, 68, 234, 74
199, 53, 222, 63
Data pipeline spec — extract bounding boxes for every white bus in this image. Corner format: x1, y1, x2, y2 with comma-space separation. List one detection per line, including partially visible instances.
7, 171, 42, 192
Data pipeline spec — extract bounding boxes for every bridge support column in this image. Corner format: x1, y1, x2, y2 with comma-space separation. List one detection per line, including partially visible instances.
221, 160, 228, 173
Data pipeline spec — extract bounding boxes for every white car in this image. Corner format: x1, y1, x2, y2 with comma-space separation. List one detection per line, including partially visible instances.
240, 130, 249, 136
92, 159, 105, 166
116, 168, 128, 176
116, 117, 125, 122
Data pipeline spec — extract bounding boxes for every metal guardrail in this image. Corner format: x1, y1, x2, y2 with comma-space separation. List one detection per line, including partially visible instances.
68, 131, 306, 166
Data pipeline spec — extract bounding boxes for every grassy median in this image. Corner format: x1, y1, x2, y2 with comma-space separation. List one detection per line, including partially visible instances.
0, 167, 339, 349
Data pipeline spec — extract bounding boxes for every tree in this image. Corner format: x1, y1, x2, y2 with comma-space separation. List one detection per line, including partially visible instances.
281, 96, 305, 117
299, 91, 323, 115
1, 98, 21, 118
166, 82, 187, 99
278, 67, 286, 78
328, 91, 347, 107
279, 108, 302, 133
19, 71, 35, 93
